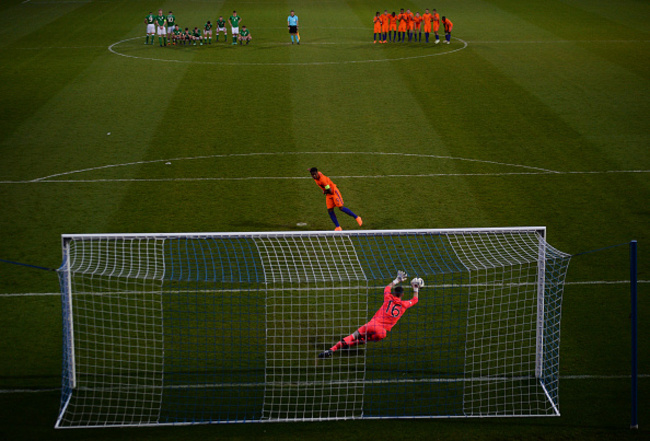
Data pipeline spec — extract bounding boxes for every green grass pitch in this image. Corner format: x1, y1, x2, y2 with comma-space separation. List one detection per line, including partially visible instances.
0, 0, 648, 439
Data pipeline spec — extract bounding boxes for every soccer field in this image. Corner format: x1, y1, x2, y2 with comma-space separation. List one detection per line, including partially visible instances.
0, 0, 648, 439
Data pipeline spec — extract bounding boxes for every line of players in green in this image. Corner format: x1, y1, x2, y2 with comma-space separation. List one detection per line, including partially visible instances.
144, 10, 251, 47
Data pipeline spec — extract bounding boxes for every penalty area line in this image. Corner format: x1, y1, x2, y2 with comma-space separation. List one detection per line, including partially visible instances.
14, 151, 560, 183
1, 151, 647, 185
2, 169, 649, 185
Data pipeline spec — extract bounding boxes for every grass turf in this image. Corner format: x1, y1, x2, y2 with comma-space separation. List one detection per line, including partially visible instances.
0, 0, 649, 439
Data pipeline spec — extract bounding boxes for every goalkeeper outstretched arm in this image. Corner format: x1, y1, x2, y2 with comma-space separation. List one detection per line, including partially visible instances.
389, 270, 408, 288
409, 276, 423, 301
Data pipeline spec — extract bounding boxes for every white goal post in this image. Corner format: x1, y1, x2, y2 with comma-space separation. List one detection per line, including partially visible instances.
55, 228, 571, 428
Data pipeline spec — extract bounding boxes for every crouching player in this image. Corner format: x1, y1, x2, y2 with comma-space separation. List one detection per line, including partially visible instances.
181, 27, 191, 45
204, 20, 213, 44
171, 25, 182, 45
442, 16, 453, 44
318, 271, 423, 358
216, 16, 227, 42
192, 27, 203, 45
238, 25, 251, 45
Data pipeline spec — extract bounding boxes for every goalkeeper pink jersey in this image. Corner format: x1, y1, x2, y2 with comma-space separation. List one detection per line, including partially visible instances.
369, 284, 418, 331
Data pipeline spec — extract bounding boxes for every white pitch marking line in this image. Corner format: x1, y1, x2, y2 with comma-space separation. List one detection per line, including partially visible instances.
2, 169, 650, 184
14, 152, 559, 183
0, 153, 646, 184
108, 36, 469, 66
0, 374, 648, 394
2, 170, 649, 184
468, 39, 650, 44
1, 280, 648, 297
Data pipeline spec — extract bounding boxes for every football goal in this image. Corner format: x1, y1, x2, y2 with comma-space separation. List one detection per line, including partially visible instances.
55, 228, 571, 428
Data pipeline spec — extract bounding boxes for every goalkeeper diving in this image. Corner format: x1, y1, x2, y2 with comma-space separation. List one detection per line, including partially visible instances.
318, 271, 423, 358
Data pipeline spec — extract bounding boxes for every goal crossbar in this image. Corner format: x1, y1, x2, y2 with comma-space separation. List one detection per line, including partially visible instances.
58, 226, 548, 240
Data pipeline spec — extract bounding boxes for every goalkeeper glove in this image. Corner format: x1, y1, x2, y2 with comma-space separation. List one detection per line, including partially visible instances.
410, 277, 424, 292
393, 270, 408, 285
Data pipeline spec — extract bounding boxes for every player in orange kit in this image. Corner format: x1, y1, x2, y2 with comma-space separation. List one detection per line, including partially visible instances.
442, 16, 453, 44
373, 11, 383, 43
388, 11, 398, 42
432, 9, 441, 44
310, 167, 362, 231
396, 8, 407, 42
406, 9, 415, 42
318, 271, 423, 358
413, 12, 423, 42
422, 9, 432, 43
381, 9, 390, 43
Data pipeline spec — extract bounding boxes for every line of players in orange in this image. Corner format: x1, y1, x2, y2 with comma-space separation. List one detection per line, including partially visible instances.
373, 8, 453, 44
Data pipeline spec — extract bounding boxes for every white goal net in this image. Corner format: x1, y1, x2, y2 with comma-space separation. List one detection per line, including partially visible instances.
55, 228, 570, 428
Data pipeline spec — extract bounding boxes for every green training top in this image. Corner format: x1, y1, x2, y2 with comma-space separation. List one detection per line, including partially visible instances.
229, 15, 242, 27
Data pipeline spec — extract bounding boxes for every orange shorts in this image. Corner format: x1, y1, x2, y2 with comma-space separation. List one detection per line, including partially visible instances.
326, 188, 344, 209
390, 23, 397, 31
374, 23, 382, 33
424, 23, 431, 33
398, 22, 407, 32
357, 322, 387, 342
433, 22, 440, 32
